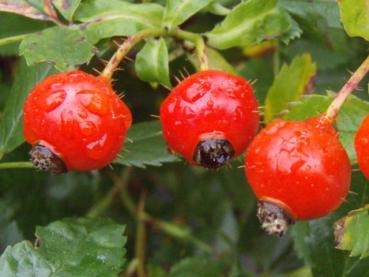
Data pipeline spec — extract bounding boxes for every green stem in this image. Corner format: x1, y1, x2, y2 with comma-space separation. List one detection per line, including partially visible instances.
272, 40, 280, 76
101, 28, 163, 80
135, 194, 147, 277
0, 162, 34, 169
0, 34, 27, 47
86, 167, 132, 218
171, 29, 209, 71
117, 171, 214, 254
325, 54, 369, 121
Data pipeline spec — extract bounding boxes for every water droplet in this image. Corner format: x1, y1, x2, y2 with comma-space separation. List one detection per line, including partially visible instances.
207, 99, 214, 108
42, 90, 66, 111
61, 109, 76, 138
183, 81, 210, 103
77, 90, 109, 116
78, 109, 88, 119
79, 121, 97, 137
86, 133, 108, 160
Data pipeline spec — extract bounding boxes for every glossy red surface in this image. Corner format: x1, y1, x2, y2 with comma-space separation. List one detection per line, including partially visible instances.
245, 116, 351, 220
160, 70, 259, 164
355, 114, 369, 179
23, 70, 132, 171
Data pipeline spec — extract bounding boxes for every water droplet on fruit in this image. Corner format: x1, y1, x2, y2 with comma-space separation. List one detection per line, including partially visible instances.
86, 133, 108, 160
42, 90, 66, 111
183, 81, 210, 103
77, 109, 88, 119
61, 109, 76, 138
77, 90, 109, 116
79, 121, 97, 137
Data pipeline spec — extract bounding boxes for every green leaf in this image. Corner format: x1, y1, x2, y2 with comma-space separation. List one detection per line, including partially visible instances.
135, 38, 171, 87
0, 218, 126, 277
19, 26, 95, 71
334, 205, 369, 258
264, 53, 316, 122
0, 59, 56, 160
53, 0, 82, 21
280, 0, 342, 29
285, 93, 369, 163
206, 0, 292, 49
114, 121, 180, 168
169, 257, 223, 277
188, 47, 235, 73
338, 0, 369, 41
0, 13, 48, 56
74, 0, 163, 43
163, 0, 213, 29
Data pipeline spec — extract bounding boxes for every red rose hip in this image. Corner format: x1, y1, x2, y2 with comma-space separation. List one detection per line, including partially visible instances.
354, 114, 369, 179
160, 70, 259, 169
245, 116, 351, 236
23, 70, 132, 173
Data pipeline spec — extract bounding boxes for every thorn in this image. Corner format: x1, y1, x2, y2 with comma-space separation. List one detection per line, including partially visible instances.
162, 84, 171, 91
348, 190, 359, 195
99, 58, 109, 65
116, 153, 125, 159
178, 70, 186, 80
250, 79, 258, 85
108, 163, 114, 170
113, 40, 121, 47
92, 68, 102, 74
183, 67, 190, 77
126, 137, 134, 143
150, 114, 160, 119
341, 197, 350, 203
237, 165, 245, 169
174, 76, 181, 84
351, 168, 361, 172
118, 92, 126, 98
123, 56, 134, 62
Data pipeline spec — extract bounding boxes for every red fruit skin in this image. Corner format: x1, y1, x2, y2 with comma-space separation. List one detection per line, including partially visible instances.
23, 70, 132, 171
160, 70, 259, 163
245, 116, 351, 220
355, 114, 369, 179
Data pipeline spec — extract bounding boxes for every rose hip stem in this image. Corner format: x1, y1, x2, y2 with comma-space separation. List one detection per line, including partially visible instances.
101, 28, 209, 81
101, 28, 163, 80
325, 54, 369, 122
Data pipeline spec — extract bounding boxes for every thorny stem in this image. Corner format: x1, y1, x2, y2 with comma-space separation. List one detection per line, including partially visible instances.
325, 54, 369, 121
101, 28, 163, 80
101, 27, 209, 80
0, 161, 34, 169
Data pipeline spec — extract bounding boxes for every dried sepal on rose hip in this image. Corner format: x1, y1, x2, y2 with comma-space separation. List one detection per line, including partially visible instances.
160, 70, 260, 169
245, 115, 351, 236
23, 70, 132, 173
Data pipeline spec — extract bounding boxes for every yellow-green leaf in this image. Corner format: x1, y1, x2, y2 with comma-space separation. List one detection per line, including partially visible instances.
338, 0, 369, 41
264, 53, 316, 122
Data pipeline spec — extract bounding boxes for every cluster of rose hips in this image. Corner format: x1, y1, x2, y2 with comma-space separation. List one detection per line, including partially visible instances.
23, 67, 369, 236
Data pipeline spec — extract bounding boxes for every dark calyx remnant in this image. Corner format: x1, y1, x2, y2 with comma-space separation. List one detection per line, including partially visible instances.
30, 143, 67, 174
257, 200, 295, 237
193, 138, 235, 169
